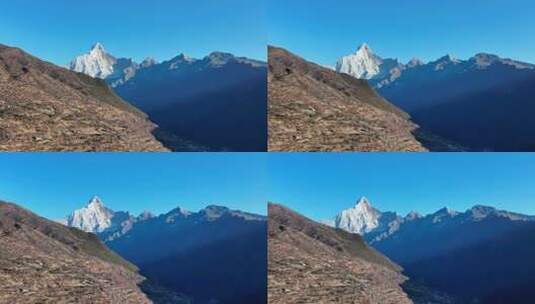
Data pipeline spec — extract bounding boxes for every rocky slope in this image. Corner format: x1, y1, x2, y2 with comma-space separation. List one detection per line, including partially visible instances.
0, 200, 151, 303
268, 46, 427, 151
0, 44, 167, 151
268, 203, 412, 304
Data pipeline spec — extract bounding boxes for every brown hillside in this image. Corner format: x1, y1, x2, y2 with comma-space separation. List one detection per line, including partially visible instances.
0, 44, 167, 151
268, 46, 426, 151
268, 203, 412, 304
0, 201, 151, 303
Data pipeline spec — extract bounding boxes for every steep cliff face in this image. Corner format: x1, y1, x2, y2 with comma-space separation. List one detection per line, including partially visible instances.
0, 201, 151, 303
268, 46, 426, 152
0, 44, 167, 151
268, 203, 412, 304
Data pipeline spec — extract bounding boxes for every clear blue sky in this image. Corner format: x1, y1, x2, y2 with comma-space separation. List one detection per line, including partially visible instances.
268, 0, 535, 66
2, 153, 535, 221
265, 153, 535, 221
0, 153, 269, 220
1, 0, 266, 66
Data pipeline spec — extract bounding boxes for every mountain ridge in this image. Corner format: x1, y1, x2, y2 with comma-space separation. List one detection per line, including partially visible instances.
335, 43, 535, 151
326, 196, 535, 243
69, 43, 267, 91
336, 43, 534, 90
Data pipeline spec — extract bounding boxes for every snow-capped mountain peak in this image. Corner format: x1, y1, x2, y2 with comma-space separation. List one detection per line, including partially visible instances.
138, 210, 155, 220
66, 196, 114, 233
437, 206, 459, 216
405, 211, 422, 220
407, 58, 424, 67
430, 54, 462, 71
90, 42, 106, 53
167, 53, 196, 69
356, 43, 373, 55
69, 43, 117, 79
206, 52, 236, 67
430, 207, 459, 223
171, 53, 193, 63
87, 195, 104, 208
331, 196, 382, 234
354, 196, 372, 208
140, 57, 158, 68
165, 206, 191, 223
335, 43, 383, 79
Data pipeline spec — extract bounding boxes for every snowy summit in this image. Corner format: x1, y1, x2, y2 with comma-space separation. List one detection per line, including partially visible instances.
335, 43, 383, 79
66, 196, 114, 233
69, 43, 117, 79
331, 197, 382, 234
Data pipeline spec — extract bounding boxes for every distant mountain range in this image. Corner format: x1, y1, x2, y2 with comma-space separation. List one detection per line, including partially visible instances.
0, 200, 153, 303
268, 46, 429, 151
0, 44, 167, 151
268, 202, 412, 304
326, 197, 535, 303
336, 44, 535, 151
63, 196, 267, 304
70, 43, 267, 152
